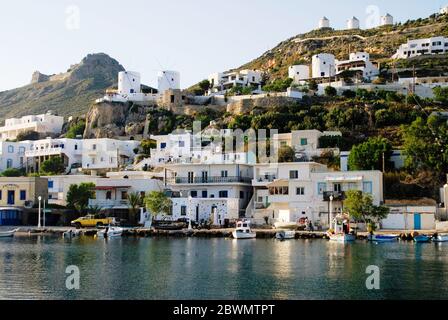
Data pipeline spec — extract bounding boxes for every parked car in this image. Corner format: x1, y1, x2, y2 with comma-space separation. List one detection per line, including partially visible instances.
71, 215, 116, 229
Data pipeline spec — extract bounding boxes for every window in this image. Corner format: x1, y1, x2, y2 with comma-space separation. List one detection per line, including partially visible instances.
190, 191, 198, 198
289, 170, 299, 179
334, 183, 342, 192
20, 190, 26, 201
296, 187, 305, 195
321, 72, 325, 77
0, 190, 2, 200
202, 191, 208, 198
221, 170, 228, 178
318, 183, 327, 196
92, 144, 97, 150
74, 145, 78, 150
300, 138, 308, 146
6, 159, 12, 169
201, 171, 208, 182
160, 143, 167, 149
188, 172, 194, 183
219, 191, 228, 198
48, 181, 54, 189
121, 191, 128, 200
19, 147, 25, 154
170, 95, 175, 103
347, 182, 357, 190
106, 191, 112, 200
363, 181, 373, 194
7, 145, 14, 153
180, 206, 187, 216
240, 191, 245, 199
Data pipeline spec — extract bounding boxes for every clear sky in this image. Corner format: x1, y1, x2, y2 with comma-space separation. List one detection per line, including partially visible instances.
0, 0, 445, 91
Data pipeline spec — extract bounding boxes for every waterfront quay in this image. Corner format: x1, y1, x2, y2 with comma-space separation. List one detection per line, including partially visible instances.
13, 226, 438, 241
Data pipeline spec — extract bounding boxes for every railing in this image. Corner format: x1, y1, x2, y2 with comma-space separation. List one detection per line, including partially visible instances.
88, 199, 130, 208
254, 175, 277, 183
168, 176, 252, 184
25, 147, 64, 157
323, 191, 346, 201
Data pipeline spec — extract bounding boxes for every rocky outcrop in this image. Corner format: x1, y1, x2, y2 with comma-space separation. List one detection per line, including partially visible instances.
30, 71, 51, 84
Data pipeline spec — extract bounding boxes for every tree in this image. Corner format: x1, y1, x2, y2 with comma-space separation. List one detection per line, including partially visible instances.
66, 183, 96, 215
344, 190, 389, 232
198, 79, 211, 93
40, 157, 65, 175
144, 191, 172, 218
128, 192, 143, 225
16, 130, 39, 141
1, 168, 25, 177
66, 120, 86, 138
140, 139, 156, 155
401, 116, 448, 177
277, 146, 295, 163
433, 86, 448, 104
324, 86, 337, 97
348, 137, 392, 171
308, 81, 318, 91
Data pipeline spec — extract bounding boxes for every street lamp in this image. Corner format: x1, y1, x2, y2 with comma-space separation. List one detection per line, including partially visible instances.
37, 196, 42, 229
328, 195, 334, 227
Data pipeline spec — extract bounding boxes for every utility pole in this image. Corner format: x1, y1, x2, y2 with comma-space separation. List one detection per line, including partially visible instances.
382, 152, 385, 173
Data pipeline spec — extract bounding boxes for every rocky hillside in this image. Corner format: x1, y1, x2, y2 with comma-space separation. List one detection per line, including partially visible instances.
0, 53, 124, 123
235, 14, 448, 82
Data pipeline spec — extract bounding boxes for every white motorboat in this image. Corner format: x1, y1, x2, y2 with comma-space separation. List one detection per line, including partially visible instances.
275, 230, 296, 240
0, 229, 18, 238
433, 233, 448, 243
328, 233, 356, 243
232, 221, 256, 239
97, 226, 124, 238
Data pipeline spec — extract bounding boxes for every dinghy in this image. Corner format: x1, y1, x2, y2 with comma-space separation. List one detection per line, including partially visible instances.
0, 229, 18, 238
97, 226, 124, 238
433, 234, 448, 243
275, 230, 295, 240
414, 235, 431, 243
368, 234, 399, 243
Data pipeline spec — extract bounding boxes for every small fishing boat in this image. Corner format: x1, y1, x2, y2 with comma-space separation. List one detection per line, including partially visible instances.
368, 234, 399, 243
0, 229, 18, 238
433, 234, 448, 243
327, 214, 356, 243
97, 226, 124, 238
232, 220, 256, 239
414, 235, 431, 243
275, 230, 295, 240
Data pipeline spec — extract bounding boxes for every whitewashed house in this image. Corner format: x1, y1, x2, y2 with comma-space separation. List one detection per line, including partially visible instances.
82, 139, 140, 173
335, 52, 379, 81
272, 130, 341, 161
312, 54, 336, 79
161, 163, 253, 225
45, 174, 100, 206
0, 112, 64, 141
288, 65, 310, 83
250, 162, 383, 228
392, 36, 448, 59
25, 138, 83, 173
208, 70, 262, 94
0, 141, 28, 172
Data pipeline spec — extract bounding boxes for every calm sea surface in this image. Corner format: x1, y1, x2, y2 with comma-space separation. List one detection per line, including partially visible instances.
0, 235, 448, 300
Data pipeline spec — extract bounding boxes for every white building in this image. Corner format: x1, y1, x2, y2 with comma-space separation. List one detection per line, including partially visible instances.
380, 13, 394, 26
312, 54, 336, 79
335, 52, 379, 80
208, 69, 263, 94
250, 162, 383, 228
382, 205, 436, 230
346, 17, 360, 30
45, 174, 100, 206
82, 139, 140, 173
392, 36, 448, 59
0, 112, 64, 141
25, 138, 83, 174
0, 141, 28, 172
319, 16, 330, 29
440, 6, 448, 15
88, 171, 163, 211
158, 70, 180, 94
96, 71, 158, 104
288, 65, 310, 83
162, 163, 253, 225
272, 130, 341, 161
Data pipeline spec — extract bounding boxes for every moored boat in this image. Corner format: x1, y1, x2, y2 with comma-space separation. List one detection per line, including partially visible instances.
97, 226, 124, 238
232, 220, 256, 239
414, 235, 431, 243
327, 214, 356, 243
433, 234, 448, 242
0, 229, 18, 238
328, 233, 356, 243
273, 222, 297, 230
275, 230, 295, 240
368, 234, 399, 243
63, 229, 81, 238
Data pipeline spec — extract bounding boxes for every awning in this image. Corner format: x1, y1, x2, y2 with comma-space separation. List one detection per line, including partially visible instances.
95, 186, 131, 190
325, 176, 363, 182
267, 179, 289, 187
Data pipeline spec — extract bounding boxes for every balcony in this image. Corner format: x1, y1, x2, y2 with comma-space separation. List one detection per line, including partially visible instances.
25, 147, 64, 157
323, 191, 345, 202
168, 176, 252, 184
88, 199, 130, 208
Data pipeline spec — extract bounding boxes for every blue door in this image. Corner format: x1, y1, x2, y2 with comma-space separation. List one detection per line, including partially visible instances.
414, 213, 422, 230
7, 191, 15, 205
